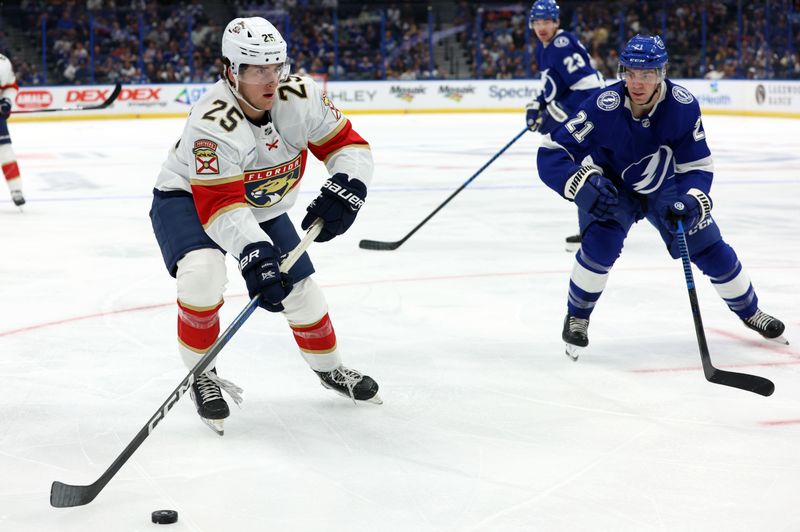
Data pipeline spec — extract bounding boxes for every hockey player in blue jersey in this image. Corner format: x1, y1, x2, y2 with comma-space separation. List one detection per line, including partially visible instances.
525, 0, 605, 250
536, 34, 787, 360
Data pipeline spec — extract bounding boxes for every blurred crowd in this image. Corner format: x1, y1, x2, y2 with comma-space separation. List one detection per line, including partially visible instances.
1, 0, 798, 86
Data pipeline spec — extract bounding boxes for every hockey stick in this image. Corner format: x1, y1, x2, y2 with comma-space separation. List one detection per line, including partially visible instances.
359, 127, 528, 250
11, 82, 122, 115
50, 219, 324, 508
675, 219, 774, 397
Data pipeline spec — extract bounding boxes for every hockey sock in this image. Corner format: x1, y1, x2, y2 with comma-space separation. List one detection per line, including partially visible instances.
177, 300, 223, 354
2, 161, 21, 190
692, 241, 758, 319
290, 313, 342, 372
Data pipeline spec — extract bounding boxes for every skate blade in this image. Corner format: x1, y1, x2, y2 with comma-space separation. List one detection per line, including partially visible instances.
200, 417, 225, 436
565, 243, 580, 253
565, 344, 583, 361
767, 334, 789, 346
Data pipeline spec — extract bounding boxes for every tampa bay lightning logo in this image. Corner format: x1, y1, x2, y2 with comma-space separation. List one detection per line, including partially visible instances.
621, 145, 675, 194
554, 36, 569, 48
673, 201, 685, 211
596, 90, 620, 111
672, 86, 694, 104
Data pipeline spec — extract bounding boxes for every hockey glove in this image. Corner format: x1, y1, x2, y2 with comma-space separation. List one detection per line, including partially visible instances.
239, 241, 294, 312
664, 190, 712, 233
566, 166, 619, 221
525, 96, 546, 132
0, 97, 11, 118
302, 173, 367, 242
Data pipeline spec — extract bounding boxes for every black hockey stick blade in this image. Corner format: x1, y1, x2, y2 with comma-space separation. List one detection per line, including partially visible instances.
358, 238, 403, 250
707, 368, 774, 397
51, 479, 103, 508
11, 82, 121, 114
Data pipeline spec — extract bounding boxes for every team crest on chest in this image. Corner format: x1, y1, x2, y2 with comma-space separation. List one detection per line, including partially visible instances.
244, 153, 305, 207
193, 139, 219, 175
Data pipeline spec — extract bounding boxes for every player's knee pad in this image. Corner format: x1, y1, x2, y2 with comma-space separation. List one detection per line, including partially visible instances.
691, 240, 737, 277
176, 248, 227, 308
282, 277, 328, 325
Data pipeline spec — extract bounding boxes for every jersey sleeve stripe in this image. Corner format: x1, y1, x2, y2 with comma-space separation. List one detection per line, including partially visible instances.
308, 119, 369, 162
191, 178, 247, 226
310, 119, 347, 146
190, 174, 244, 187
0, 81, 18, 90
675, 156, 714, 174
202, 202, 250, 229
319, 144, 371, 165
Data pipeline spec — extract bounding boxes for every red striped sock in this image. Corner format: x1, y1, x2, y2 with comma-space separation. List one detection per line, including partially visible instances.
291, 313, 337, 354
178, 300, 223, 352
2, 161, 20, 181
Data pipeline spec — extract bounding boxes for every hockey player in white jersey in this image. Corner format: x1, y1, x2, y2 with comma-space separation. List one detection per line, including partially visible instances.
0, 54, 25, 208
150, 17, 380, 434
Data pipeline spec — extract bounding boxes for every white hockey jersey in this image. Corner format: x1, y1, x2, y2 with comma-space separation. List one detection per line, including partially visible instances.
0, 54, 19, 107
155, 75, 373, 258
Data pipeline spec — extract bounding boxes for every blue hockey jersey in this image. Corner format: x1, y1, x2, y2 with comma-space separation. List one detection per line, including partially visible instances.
535, 30, 605, 112
537, 79, 713, 202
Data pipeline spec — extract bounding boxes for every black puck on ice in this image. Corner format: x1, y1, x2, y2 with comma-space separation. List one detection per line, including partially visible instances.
151, 509, 178, 524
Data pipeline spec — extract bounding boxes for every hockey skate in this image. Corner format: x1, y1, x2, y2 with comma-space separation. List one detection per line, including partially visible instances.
10, 190, 25, 209
565, 233, 581, 252
742, 310, 789, 345
189, 368, 243, 435
315, 365, 382, 404
562, 314, 589, 361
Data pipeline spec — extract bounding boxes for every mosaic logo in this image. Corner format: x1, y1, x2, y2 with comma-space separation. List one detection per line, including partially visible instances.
438, 85, 476, 102
390, 86, 426, 102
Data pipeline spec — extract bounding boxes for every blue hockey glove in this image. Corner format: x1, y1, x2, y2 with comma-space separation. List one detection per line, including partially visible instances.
664, 191, 712, 233
302, 173, 367, 242
239, 241, 294, 312
567, 167, 619, 220
0, 97, 11, 118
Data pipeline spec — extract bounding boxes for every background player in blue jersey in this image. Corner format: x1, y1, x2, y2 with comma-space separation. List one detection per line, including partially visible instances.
525, 0, 605, 250
536, 34, 787, 360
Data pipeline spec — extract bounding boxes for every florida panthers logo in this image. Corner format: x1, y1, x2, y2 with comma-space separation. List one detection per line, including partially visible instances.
621, 145, 675, 194
244, 153, 305, 207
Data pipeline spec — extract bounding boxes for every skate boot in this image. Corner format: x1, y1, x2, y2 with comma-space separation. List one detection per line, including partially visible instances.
742, 309, 789, 345
562, 313, 589, 361
189, 368, 243, 435
315, 365, 382, 404
565, 233, 581, 252
11, 190, 25, 208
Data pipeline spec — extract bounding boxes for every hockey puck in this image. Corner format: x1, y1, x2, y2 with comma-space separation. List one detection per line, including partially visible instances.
151, 510, 178, 524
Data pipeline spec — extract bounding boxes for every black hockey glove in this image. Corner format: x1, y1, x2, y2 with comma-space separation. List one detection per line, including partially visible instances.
0, 97, 11, 118
239, 241, 294, 312
567, 166, 619, 221
664, 191, 712, 233
302, 173, 367, 242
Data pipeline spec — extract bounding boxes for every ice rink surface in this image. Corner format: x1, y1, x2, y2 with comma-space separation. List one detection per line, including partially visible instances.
1, 110, 798, 532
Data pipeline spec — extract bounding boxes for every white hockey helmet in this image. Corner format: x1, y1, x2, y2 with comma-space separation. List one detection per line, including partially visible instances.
221, 17, 290, 81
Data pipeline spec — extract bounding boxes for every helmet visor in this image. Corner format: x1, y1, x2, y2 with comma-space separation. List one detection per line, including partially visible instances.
618, 66, 665, 84
237, 62, 290, 84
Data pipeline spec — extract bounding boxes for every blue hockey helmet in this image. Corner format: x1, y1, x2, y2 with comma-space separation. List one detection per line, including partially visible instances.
529, 0, 560, 24
619, 34, 668, 70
